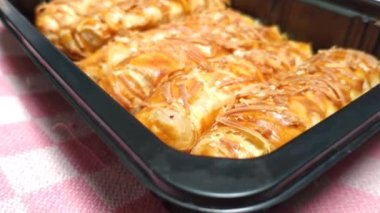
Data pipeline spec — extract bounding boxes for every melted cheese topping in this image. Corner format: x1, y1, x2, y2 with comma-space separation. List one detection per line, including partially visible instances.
36, 2, 379, 159
37, 0, 230, 60
191, 48, 380, 158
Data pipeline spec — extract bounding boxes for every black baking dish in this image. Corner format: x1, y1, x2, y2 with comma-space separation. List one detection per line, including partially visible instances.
1, 0, 379, 212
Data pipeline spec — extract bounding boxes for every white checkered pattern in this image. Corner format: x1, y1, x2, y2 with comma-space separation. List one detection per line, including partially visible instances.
0, 24, 167, 213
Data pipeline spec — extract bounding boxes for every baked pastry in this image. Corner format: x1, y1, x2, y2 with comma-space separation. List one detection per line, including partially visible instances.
36, 2, 379, 159
77, 9, 282, 78
136, 41, 312, 151
77, 9, 287, 112
96, 38, 227, 112
35, 0, 126, 53
37, 0, 230, 60
191, 48, 380, 158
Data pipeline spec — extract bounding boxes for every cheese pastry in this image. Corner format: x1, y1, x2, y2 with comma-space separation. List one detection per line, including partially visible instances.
78, 9, 288, 112
35, 0, 126, 53
55, 0, 230, 59
191, 48, 380, 158
136, 41, 312, 151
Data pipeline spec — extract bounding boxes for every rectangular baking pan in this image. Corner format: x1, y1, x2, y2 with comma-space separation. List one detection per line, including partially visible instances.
1, 0, 379, 212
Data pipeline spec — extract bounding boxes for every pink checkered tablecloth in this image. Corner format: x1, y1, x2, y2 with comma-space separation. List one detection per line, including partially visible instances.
0, 22, 380, 213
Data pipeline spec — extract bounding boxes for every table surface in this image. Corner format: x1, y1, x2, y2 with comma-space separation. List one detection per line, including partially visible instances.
0, 23, 380, 213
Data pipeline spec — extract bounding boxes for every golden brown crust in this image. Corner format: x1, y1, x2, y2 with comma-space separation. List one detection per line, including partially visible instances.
77, 9, 289, 112
98, 38, 227, 112
37, 0, 230, 60
76, 9, 276, 79
136, 41, 312, 152
35, 2, 379, 159
35, 0, 126, 53
191, 48, 380, 158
